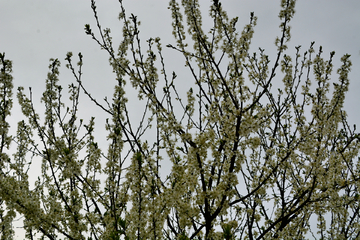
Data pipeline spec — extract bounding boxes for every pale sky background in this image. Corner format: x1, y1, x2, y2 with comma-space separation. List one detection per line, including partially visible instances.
0, 0, 359, 125
0, 0, 360, 238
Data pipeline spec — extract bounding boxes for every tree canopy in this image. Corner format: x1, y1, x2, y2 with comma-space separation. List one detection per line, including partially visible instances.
1, 0, 359, 239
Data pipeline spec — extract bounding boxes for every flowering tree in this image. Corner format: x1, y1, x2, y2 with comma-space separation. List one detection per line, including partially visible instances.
1, 0, 360, 239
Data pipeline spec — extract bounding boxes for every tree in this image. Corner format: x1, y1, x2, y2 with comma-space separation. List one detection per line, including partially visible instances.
1, 0, 359, 239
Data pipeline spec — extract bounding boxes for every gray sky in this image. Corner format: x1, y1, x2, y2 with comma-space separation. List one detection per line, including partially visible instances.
1, 0, 359, 122
1, 0, 360, 238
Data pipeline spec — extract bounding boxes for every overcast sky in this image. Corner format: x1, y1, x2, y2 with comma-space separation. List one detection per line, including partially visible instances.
1, 0, 360, 238
1, 0, 359, 121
